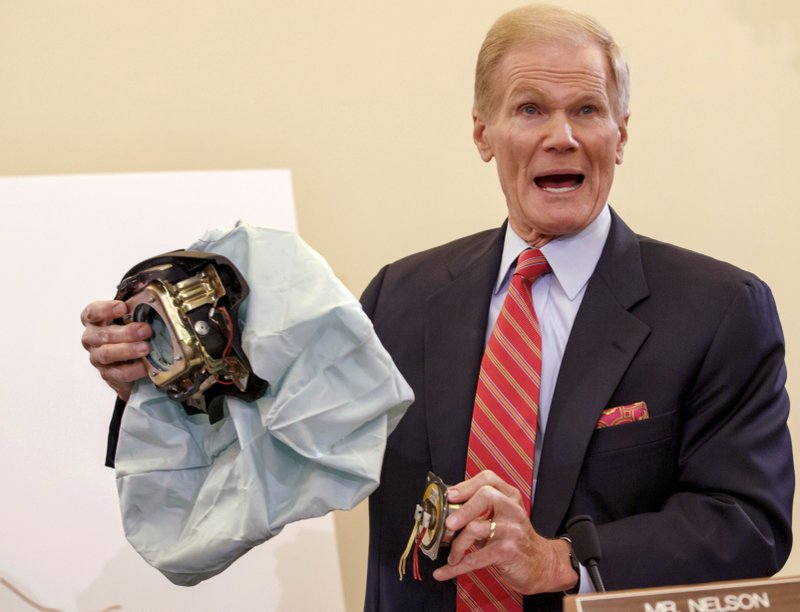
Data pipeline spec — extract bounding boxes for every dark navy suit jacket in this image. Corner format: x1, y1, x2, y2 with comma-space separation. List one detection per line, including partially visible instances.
359, 211, 793, 611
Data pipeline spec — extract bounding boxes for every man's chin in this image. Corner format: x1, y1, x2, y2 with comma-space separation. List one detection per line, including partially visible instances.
509, 215, 589, 244
512, 199, 604, 239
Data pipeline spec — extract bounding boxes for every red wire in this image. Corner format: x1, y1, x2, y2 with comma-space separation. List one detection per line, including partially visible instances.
214, 306, 238, 384
412, 527, 427, 581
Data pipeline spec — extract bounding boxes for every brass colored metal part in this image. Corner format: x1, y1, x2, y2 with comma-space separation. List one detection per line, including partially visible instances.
419, 472, 461, 561
123, 263, 248, 398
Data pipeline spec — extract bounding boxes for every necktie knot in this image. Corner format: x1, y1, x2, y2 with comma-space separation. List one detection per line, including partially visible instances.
515, 248, 550, 284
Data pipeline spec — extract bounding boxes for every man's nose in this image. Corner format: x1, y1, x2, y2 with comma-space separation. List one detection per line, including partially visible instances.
543, 113, 578, 152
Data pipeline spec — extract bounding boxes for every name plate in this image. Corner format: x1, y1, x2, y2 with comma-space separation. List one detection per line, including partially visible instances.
563, 576, 800, 612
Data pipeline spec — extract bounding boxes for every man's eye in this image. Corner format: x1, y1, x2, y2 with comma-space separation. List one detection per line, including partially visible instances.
521, 104, 539, 115
579, 105, 598, 115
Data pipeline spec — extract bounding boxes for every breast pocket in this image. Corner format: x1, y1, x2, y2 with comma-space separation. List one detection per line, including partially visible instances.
585, 410, 677, 456
573, 411, 678, 522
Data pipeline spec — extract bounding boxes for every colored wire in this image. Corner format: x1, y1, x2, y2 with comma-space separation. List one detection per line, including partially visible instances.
412, 527, 427, 581
398, 522, 419, 581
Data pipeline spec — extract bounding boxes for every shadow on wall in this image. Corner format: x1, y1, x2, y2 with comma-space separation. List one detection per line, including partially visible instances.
71, 525, 344, 611
728, 0, 800, 71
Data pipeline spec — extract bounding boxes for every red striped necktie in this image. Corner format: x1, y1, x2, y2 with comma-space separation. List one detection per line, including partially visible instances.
457, 248, 551, 611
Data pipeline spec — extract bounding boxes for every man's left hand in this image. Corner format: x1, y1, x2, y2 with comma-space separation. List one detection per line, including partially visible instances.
431, 470, 578, 595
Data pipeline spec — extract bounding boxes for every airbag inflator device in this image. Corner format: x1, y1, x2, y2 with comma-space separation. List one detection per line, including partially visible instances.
399, 472, 461, 580
115, 250, 268, 422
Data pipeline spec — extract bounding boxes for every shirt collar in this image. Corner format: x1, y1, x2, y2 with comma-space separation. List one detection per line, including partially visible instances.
494, 204, 611, 300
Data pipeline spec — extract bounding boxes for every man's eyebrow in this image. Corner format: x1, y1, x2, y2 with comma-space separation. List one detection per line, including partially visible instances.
506, 85, 546, 102
572, 93, 610, 109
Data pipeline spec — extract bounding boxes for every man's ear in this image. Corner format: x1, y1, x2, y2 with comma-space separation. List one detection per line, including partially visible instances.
472, 109, 494, 163
615, 113, 630, 165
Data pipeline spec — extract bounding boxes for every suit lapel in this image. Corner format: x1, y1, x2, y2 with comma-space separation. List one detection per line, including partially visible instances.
425, 226, 505, 485
532, 211, 652, 536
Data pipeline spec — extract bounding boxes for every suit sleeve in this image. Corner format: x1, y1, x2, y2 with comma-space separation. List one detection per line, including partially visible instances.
598, 278, 793, 587
360, 263, 389, 319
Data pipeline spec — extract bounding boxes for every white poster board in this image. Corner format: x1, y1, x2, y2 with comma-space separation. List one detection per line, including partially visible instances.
0, 171, 347, 611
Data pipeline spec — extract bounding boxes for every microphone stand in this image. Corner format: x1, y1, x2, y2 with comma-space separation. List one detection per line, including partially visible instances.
566, 515, 606, 593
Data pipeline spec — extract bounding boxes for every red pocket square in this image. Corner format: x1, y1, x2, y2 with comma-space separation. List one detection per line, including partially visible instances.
595, 401, 649, 429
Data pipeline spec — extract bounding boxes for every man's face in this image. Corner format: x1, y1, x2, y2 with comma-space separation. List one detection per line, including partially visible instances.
473, 39, 628, 245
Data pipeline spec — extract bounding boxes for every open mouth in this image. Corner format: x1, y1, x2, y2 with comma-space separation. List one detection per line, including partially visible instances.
534, 173, 585, 193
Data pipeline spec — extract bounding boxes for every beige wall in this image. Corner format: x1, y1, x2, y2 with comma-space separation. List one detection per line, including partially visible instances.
2, 0, 797, 609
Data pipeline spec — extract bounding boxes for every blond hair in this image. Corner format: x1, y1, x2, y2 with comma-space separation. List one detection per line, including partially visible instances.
474, 4, 630, 122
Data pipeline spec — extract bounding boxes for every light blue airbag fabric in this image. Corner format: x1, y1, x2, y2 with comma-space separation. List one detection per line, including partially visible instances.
114, 223, 413, 585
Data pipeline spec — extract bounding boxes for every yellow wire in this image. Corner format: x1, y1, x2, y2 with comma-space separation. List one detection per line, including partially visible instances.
398, 522, 420, 581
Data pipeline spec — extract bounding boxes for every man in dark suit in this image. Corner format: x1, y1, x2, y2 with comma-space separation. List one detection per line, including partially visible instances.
356, 5, 792, 611
361, 211, 792, 610
82, 5, 792, 611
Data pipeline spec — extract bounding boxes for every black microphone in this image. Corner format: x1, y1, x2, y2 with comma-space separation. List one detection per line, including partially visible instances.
565, 515, 606, 593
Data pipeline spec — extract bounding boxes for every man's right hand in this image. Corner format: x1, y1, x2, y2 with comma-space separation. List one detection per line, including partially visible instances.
80, 300, 152, 402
